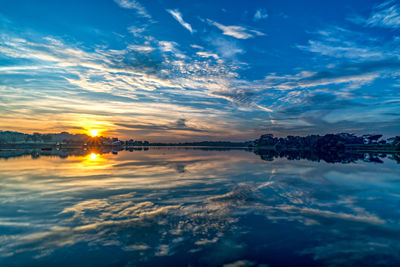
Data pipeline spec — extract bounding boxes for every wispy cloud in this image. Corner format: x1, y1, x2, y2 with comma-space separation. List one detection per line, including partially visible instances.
166, 9, 193, 33
366, 0, 400, 28
264, 58, 400, 92
2, 1, 400, 139
114, 0, 151, 19
297, 40, 384, 59
116, 118, 208, 134
349, 1, 400, 28
127, 44, 154, 52
297, 26, 388, 60
253, 8, 268, 21
207, 19, 264, 39
0, 31, 267, 140
2, 27, 399, 138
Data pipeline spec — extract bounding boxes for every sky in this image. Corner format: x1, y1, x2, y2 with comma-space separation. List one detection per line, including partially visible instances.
0, 0, 399, 141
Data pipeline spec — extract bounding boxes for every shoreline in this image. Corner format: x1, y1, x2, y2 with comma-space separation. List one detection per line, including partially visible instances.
1, 144, 399, 153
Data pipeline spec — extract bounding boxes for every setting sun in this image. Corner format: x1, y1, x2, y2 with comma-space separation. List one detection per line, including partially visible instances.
89, 129, 99, 137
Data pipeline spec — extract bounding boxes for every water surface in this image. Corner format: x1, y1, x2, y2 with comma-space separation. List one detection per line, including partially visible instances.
1, 148, 400, 266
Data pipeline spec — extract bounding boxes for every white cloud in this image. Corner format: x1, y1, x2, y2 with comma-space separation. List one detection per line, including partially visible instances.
207, 19, 264, 39
158, 40, 177, 52
196, 51, 219, 60
190, 44, 204, 49
208, 37, 244, 58
114, 0, 151, 19
253, 8, 268, 21
166, 9, 193, 33
127, 25, 146, 36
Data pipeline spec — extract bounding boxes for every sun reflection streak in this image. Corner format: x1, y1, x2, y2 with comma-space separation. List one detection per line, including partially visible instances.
84, 152, 103, 163
75, 152, 111, 170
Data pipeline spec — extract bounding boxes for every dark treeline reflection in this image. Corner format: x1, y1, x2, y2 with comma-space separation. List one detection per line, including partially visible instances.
0, 147, 149, 160
1, 147, 399, 164
0, 146, 251, 160
255, 149, 400, 164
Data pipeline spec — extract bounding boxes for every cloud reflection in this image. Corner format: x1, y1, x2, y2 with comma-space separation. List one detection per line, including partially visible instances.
0, 149, 400, 265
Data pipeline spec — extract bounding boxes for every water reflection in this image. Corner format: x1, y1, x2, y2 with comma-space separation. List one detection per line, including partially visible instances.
89, 153, 98, 160
0, 146, 399, 165
0, 148, 400, 266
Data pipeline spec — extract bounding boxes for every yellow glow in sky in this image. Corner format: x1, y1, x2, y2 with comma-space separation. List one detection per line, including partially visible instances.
89, 129, 99, 137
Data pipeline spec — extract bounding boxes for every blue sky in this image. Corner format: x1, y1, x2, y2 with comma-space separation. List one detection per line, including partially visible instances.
0, 0, 399, 141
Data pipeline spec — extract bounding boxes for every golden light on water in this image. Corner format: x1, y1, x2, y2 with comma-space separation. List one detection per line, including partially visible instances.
81, 152, 108, 169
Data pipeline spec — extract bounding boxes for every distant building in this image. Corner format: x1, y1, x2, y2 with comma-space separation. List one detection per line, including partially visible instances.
362, 134, 382, 145
112, 140, 122, 146
387, 137, 396, 145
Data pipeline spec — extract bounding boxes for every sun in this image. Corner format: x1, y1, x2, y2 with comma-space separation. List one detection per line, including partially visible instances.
89, 129, 99, 137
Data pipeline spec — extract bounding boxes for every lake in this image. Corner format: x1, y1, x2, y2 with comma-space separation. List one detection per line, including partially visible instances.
1, 148, 400, 266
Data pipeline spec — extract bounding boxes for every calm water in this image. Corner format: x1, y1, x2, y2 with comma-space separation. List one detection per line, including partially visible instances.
1, 148, 400, 266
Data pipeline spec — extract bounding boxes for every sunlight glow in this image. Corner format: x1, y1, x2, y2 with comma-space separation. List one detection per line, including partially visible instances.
76, 152, 109, 170
89, 129, 99, 137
